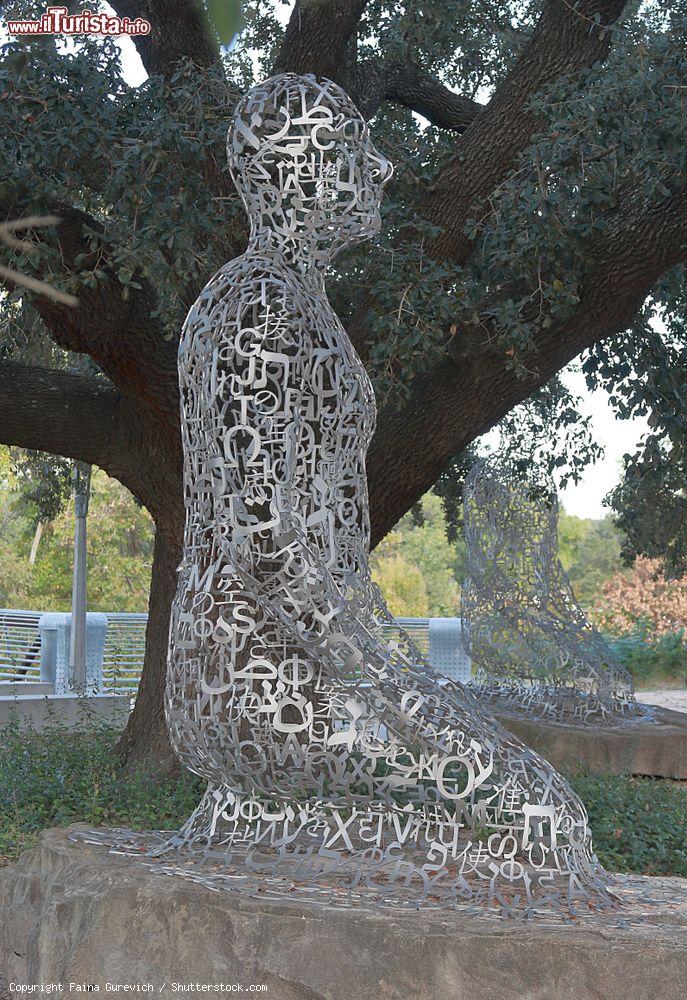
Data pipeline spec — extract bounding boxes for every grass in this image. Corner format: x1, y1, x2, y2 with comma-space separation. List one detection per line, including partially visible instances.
1, 709, 686, 879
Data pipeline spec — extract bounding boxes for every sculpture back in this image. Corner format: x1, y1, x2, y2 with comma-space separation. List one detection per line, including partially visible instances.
462, 456, 639, 723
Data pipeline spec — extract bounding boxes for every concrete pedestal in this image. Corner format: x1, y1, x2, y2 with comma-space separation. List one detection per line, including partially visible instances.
0, 692, 130, 729
494, 706, 687, 778
2, 827, 687, 1000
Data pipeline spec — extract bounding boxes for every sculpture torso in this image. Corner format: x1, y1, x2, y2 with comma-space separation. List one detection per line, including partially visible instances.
178, 253, 376, 592
167, 250, 381, 792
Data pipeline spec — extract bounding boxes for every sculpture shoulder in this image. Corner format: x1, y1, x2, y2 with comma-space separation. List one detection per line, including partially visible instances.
178, 254, 315, 359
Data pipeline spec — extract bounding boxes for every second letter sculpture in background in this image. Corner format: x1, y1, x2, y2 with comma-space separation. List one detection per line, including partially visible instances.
462, 455, 647, 724
80, 74, 623, 919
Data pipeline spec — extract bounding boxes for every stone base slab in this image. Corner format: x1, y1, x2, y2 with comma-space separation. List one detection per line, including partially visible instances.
2, 827, 687, 1000
495, 706, 687, 778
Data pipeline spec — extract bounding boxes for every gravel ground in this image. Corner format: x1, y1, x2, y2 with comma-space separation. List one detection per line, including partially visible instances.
636, 690, 687, 714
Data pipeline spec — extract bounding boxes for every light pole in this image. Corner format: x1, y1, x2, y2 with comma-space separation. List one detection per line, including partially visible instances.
69, 461, 91, 693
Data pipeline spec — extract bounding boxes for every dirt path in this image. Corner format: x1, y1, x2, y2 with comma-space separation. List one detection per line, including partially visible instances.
636, 690, 687, 714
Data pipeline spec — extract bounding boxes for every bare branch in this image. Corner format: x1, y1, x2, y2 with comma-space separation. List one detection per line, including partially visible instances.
0, 201, 180, 426
0, 217, 78, 306
0, 263, 78, 307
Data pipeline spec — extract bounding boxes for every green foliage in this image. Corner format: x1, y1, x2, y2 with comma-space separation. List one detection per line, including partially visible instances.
430, 446, 477, 545
358, 0, 535, 98
0, 446, 154, 611
460, 11, 687, 370
372, 494, 627, 618
206, 0, 244, 47
371, 493, 462, 616
606, 435, 687, 576
1, 8, 240, 342
1, 2, 687, 534
9, 449, 73, 526
371, 545, 429, 617
496, 378, 604, 491
0, 710, 203, 863
587, 275, 687, 580
605, 629, 687, 687
570, 774, 687, 878
558, 512, 624, 607
431, 378, 605, 546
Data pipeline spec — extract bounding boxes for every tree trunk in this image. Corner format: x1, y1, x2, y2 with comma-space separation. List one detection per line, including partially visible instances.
116, 521, 182, 772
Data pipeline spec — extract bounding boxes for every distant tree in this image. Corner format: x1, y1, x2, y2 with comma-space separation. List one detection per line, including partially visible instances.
372, 493, 461, 616
557, 510, 589, 567
594, 556, 687, 638
558, 511, 624, 607
9, 449, 73, 527
0, 448, 154, 611
371, 540, 429, 618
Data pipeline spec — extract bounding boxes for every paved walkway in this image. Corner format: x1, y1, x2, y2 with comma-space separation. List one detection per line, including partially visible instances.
636, 689, 687, 714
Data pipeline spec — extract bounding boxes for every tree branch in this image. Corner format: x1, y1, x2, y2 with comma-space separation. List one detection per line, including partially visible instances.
107, 0, 221, 78
367, 184, 687, 547
273, 0, 368, 80
0, 362, 125, 471
347, 0, 628, 357
423, 0, 628, 262
108, 3, 237, 213
0, 203, 180, 431
352, 58, 483, 131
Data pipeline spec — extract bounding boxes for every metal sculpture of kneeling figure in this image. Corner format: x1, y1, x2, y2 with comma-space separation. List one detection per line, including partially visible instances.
133, 75, 620, 917
462, 455, 646, 725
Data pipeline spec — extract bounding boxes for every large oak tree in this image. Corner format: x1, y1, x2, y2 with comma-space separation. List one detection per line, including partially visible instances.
1, 0, 685, 768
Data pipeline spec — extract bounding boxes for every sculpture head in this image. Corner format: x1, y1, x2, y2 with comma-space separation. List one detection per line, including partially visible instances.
227, 73, 393, 266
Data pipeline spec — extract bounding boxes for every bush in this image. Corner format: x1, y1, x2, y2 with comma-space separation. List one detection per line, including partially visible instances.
571, 774, 687, 878
2, 712, 687, 882
593, 556, 687, 638
0, 708, 202, 863
605, 628, 687, 686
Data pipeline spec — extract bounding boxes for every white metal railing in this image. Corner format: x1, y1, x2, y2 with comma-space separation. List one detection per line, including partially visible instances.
0, 608, 43, 682
381, 617, 471, 682
0, 611, 472, 696
0, 608, 147, 694
102, 613, 148, 694
384, 617, 430, 656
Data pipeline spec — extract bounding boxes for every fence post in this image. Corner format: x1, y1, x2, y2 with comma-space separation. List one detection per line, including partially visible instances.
428, 618, 472, 683
38, 618, 58, 685
69, 462, 92, 692
84, 613, 108, 693
38, 612, 108, 694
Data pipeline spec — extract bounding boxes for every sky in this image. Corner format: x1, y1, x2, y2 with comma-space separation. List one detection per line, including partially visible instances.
556, 370, 647, 519
6, 14, 650, 521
